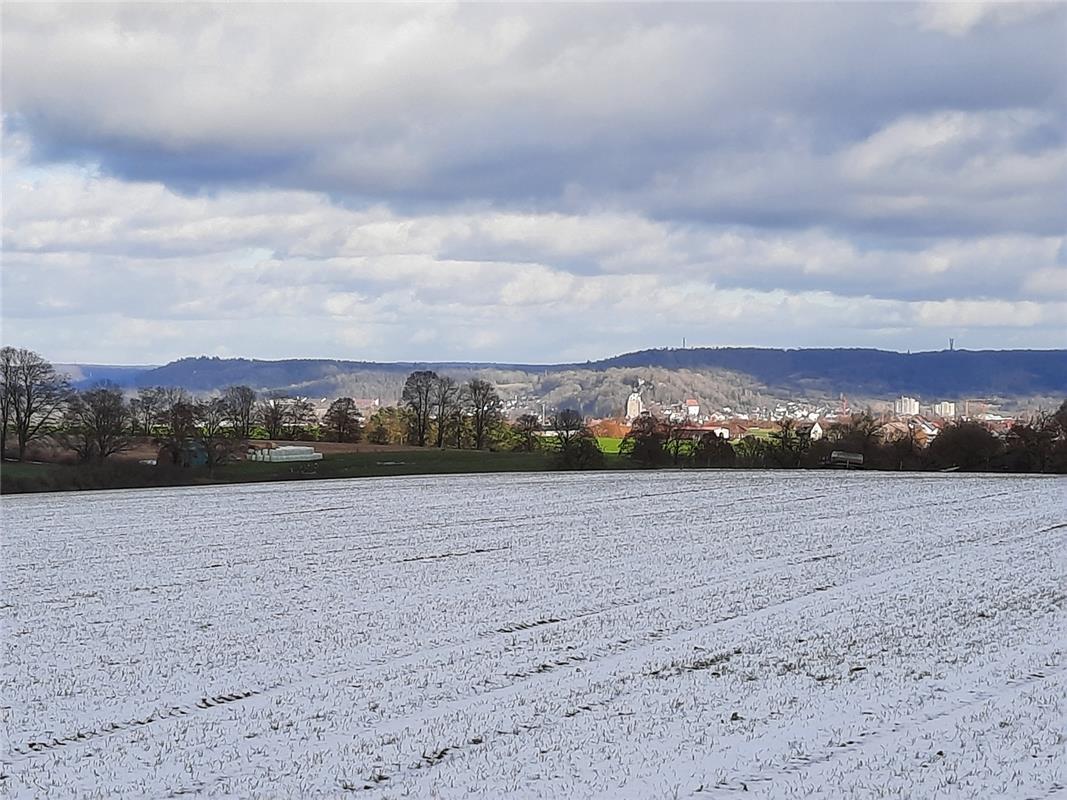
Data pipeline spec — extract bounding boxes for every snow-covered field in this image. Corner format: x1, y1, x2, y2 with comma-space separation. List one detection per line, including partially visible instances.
2, 471, 1065, 798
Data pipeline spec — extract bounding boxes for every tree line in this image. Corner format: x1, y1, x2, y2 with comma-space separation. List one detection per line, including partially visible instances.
616, 408, 1067, 473
395, 371, 604, 468
0, 347, 368, 469
4, 348, 1063, 475
0, 353, 587, 469
0, 352, 583, 469
398, 371, 504, 449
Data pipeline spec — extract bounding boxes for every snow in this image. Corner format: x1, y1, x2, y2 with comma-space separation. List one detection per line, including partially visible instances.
2, 471, 1065, 798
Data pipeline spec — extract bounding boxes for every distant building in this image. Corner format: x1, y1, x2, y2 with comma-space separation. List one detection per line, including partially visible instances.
625, 391, 645, 421
796, 421, 824, 441
933, 401, 956, 418
876, 421, 912, 442
685, 398, 700, 419
912, 417, 942, 445
158, 440, 208, 468
675, 425, 730, 441
826, 450, 864, 469
893, 396, 920, 416
247, 445, 323, 463
351, 398, 381, 413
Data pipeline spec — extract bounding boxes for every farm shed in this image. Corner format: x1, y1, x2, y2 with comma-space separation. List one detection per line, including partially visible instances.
247, 445, 323, 463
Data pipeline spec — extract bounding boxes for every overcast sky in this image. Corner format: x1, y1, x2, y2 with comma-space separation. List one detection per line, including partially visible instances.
2, 3, 1065, 365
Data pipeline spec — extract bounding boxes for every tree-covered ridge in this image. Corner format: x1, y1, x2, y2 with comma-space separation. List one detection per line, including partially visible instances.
590, 348, 1067, 397
85, 349, 1067, 414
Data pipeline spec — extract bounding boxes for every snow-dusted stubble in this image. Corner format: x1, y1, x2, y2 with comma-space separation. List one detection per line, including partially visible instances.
2, 471, 1065, 798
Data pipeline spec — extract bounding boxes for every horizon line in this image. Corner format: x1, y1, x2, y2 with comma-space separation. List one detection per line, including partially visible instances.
48, 344, 1067, 370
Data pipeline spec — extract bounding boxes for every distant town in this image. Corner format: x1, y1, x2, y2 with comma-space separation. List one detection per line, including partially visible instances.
258, 376, 1024, 454
3, 345, 1065, 493
507, 381, 1005, 443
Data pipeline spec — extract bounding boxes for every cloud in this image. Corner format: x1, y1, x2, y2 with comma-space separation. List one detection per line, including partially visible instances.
5, 5, 1063, 203
913, 2, 1057, 37
1, 3, 1065, 363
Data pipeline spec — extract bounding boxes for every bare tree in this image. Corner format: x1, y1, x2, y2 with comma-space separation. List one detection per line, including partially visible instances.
514, 413, 542, 452
128, 397, 146, 436
0, 347, 15, 459
551, 408, 586, 453
287, 398, 318, 439
6, 348, 71, 460
620, 415, 666, 467
62, 383, 132, 462
197, 397, 241, 474
323, 397, 362, 442
550, 408, 604, 468
257, 395, 291, 439
155, 386, 191, 413
155, 399, 199, 466
402, 370, 438, 447
131, 387, 163, 436
62, 414, 97, 463
432, 376, 460, 448
222, 385, 257, 439
466, 379, 502, 450
447, 406, 470, 449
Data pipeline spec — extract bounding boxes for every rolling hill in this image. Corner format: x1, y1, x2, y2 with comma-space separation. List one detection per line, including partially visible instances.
61, 348, 1067, 417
